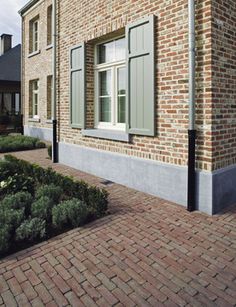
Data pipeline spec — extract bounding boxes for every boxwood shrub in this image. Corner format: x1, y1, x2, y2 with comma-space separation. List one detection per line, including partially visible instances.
0, 155, 108, 256
0, 135, 46, 153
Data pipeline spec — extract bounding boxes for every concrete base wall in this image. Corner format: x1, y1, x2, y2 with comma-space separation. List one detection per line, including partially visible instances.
24, 125, 52, 142
56, 142, 236, 215
212, 166, 236, 214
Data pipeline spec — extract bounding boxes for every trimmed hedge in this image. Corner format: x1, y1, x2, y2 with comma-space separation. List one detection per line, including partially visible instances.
0, 135, 46, 153
0, 155, 108, 256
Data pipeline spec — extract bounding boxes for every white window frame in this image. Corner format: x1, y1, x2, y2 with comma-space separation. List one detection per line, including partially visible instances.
94, 37, 126, 131
32, 80, 39, 118
32, 19, 39, 52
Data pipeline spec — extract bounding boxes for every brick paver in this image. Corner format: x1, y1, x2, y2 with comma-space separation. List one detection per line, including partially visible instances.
0, 149, 236, 306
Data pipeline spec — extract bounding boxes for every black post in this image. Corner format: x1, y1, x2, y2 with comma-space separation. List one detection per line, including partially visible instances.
187, 129, 196, 212
52, 119, 58, 163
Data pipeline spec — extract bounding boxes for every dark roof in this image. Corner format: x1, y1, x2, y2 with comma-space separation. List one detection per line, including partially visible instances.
0, 44, 21, 82
19, 0, 39, 16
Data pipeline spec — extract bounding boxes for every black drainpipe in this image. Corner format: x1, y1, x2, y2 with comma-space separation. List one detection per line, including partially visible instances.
52, 0, 58, 163
187, 0, 196, 212
187, 130, 196, 211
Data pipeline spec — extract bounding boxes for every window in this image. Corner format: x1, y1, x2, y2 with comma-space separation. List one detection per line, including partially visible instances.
69, 15, 155, 137
47, 5, 53, 46
47, 75, 53, 119
29, 80, 39, 118
95, 37, 126, 130
30, 18, 39, 53
0, 93, 21, 115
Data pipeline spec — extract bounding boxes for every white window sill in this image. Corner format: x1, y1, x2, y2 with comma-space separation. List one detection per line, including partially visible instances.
46, 44, 53, 50
82, 129, 130, 142
46, 119, 53, 124
28, 50, 41, 58
28, 118, 40, 123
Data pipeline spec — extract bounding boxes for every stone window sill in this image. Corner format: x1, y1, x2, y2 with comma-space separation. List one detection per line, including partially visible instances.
28, 118, 40, 123
28, 50, 41, 58
46, 119, 53, 124
82, 129, 130, 142
46, 44, 53, 50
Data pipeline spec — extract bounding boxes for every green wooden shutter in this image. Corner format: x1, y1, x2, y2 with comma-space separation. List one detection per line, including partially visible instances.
70, 43, 85, 128
126, 15, 155, 136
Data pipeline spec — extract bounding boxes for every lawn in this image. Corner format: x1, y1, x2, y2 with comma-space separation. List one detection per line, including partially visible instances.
0, 135, 46, 153
0, 155, 108, 257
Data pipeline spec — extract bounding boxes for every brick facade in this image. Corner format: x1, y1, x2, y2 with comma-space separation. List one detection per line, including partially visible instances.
56, 0, 215, 170
21, 0, 236, 213
211, 0, 236, 170
22, 0, 53, 129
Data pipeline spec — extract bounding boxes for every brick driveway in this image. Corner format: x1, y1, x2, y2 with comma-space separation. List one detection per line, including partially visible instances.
0, 149, 236, 307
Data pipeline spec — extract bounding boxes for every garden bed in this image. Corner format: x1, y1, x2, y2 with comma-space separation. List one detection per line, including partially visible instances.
0, 135, 46, 153
0, 155, 108, 257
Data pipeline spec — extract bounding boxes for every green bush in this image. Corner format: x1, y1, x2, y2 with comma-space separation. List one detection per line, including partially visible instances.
0, 155, 108, 256
35, 184, 62, 203
48, 145, 52, 159
52, 202, 68, 229
67, 200, 88, 227
0, 135, 46, 153
0, 226, 11, 254
31, 196, 54, 221
35, 141, 46, 149
87, 187, 108, 218
52, 198, 89, 229
15, 218, 46, 242
0, 173, 34, 196
2, 156, 108, 216
1, 192, 33, 213
0, 207, 25, 230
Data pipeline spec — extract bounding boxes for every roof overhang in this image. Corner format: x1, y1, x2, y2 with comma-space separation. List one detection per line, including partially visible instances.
18, 0, 39, 16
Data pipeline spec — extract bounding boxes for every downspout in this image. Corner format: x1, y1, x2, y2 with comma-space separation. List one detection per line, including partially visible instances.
20, 17, 24, 135
187, 0, 196, 211
52, 0, 58, 162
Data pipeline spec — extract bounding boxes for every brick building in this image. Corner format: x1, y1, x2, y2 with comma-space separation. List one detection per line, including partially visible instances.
20, 0, 236, 214
20, 0, 53, 140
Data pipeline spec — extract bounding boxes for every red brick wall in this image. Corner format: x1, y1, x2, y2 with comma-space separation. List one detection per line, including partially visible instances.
211, 0, 236, 170
55, 0, 215, 170
22, 0, 53, 128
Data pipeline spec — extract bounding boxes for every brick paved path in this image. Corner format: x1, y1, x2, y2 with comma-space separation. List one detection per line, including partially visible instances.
0, 149, 236, 306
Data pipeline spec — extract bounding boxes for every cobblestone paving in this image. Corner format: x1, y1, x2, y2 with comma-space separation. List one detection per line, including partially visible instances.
0, 149, 235, 306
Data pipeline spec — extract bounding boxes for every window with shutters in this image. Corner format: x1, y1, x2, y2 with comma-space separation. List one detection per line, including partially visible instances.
70, 43, 85, 128
95, 37, 126, 131
126, 15, 155, 136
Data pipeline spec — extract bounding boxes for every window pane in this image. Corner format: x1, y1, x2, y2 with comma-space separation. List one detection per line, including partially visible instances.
33, 81, 38, 91
34, 93, 38, 116
115, 38, 125, 61
117, 67, 126, 124
98, 41, 114, 64
99, 97, 111, 122
15, 93, 20, 114
33, 21, 38, 51
118, 67, 126, 95
3, 94, 11, 113
118, 96, 125, 123
99, 70, 111, 96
